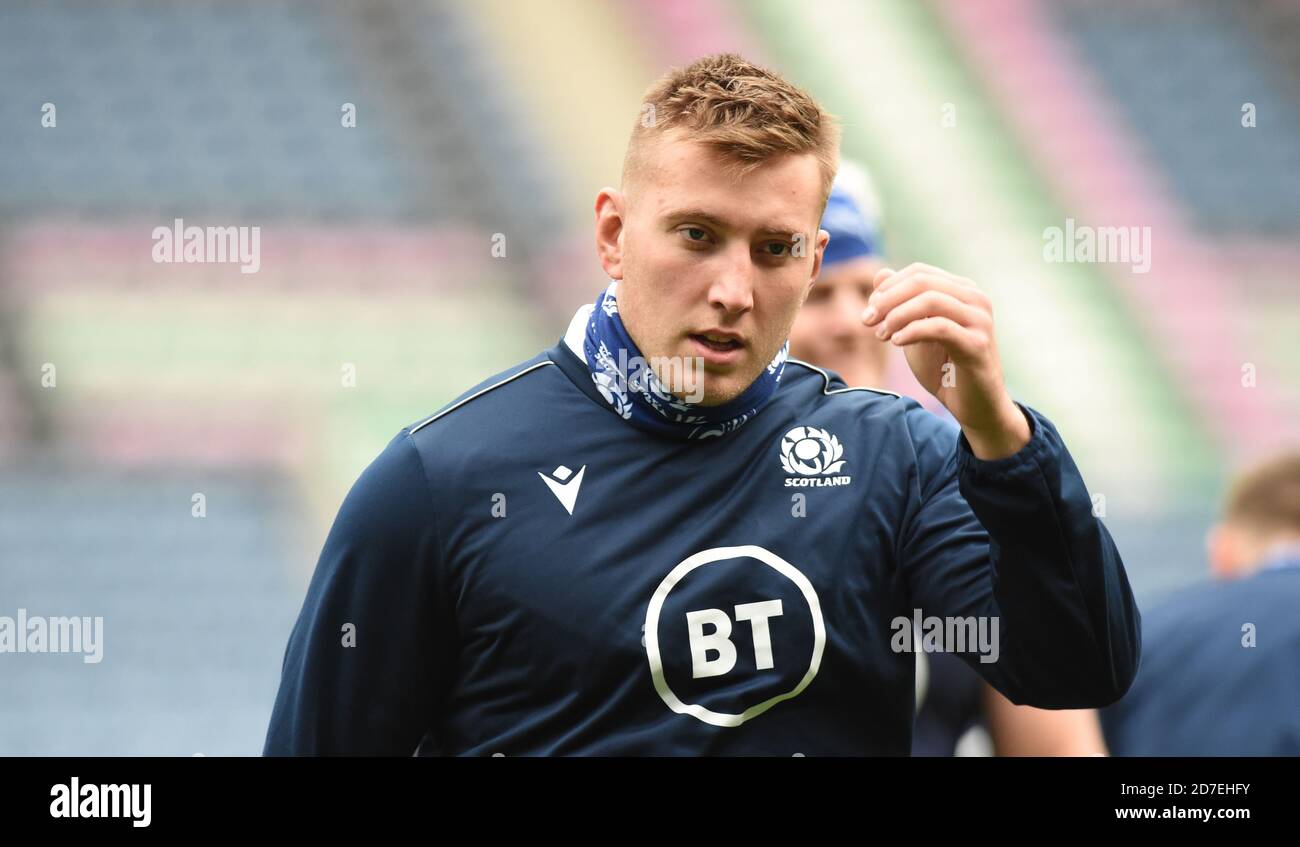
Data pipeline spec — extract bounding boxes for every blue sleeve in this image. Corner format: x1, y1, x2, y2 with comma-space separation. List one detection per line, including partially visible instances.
263, 431, 456, 755
897, 401, 1141, 708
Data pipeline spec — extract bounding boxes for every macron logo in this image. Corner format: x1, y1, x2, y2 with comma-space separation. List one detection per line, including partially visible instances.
539, 465, 586, 515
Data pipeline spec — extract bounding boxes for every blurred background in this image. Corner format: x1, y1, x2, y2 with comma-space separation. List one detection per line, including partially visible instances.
0, 0, 1296, 754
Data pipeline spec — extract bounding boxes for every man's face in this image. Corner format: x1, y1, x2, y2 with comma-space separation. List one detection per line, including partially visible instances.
788, 256, 890, 388
598, 131, 828, 406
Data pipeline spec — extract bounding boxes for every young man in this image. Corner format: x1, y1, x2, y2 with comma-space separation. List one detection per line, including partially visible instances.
792, 171, 1109, 757
264, 54, 1140, 756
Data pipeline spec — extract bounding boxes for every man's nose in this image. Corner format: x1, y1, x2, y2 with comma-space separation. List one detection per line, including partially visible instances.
707, 249, 755, 315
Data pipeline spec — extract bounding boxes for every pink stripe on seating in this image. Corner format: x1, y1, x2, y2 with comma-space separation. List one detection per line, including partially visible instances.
937, 0, 1297, 458
1, 222, 495, 295
618, 0, 766, 68
67, 400, 313, 469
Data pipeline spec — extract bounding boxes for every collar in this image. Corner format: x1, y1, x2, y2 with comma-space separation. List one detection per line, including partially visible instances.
563, 301, 593, 364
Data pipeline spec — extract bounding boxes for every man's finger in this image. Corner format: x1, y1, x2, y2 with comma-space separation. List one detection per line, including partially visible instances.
871, 262, 926, 296
873, 262, 961, 296
890, 315, 985, 359
864, 273, 989, 326
875, 289, 980, 340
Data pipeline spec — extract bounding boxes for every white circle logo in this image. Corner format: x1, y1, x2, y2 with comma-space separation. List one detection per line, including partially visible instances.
644, 545, 826, 727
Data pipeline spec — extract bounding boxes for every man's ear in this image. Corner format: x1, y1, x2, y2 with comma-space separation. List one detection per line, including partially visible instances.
1207, 524, 1241, 580
595, 188, 626, 280
806, 228, 830, 294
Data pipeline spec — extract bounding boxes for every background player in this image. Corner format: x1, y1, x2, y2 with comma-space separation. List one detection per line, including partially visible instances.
1102, 450, 1300, 755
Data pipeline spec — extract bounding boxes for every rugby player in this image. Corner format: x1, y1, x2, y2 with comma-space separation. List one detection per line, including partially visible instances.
1103, 451, 1300, 755
265, 54, 1140, 756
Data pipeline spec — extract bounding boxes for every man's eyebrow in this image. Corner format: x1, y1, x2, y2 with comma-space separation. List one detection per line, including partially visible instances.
660, 207, 804, 236
661, 207, 730, 228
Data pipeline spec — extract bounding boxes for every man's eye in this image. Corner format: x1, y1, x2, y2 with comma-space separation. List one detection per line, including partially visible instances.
762, 241, 791, 257
681, 227, 709, 243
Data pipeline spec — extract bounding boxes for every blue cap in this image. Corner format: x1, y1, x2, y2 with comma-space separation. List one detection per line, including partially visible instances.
820, 184, 883, 267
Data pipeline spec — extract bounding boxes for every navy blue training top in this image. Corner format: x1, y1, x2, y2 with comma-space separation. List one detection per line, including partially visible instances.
1102, 559, 1300, 756
264, 322, 1141, 755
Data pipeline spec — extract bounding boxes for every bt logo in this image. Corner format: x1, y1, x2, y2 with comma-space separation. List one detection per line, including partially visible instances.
687, 600, 784, 678
645, 545, 825, 727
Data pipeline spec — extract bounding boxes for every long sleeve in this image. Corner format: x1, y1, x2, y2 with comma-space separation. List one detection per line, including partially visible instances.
263, 431, 457, 755
897, 401, 1141, 709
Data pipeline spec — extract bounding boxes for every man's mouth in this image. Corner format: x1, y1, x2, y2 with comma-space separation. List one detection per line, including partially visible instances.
688, 331, 746, 366
689, 332, 744, 353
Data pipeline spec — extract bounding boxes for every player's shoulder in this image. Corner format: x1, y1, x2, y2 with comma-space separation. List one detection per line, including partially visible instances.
1148, 567, 1300, 635
781, 357, 902, 405
382, 348, 568, 493
332, 350, 563, 518
403, 348, 561, 439
780, 358, 951, 435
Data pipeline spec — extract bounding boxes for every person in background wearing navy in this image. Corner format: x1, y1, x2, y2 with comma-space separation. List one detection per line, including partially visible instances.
264, 53, 1140, 756
1103, 452, 1300, 756
792, 164, 1110, 756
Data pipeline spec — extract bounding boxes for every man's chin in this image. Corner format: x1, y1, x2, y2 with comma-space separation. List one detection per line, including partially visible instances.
694, 370, 759, 407
655, 349, 765, 406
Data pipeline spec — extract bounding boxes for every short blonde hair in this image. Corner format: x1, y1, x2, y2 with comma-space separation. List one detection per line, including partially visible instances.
623, 53, 840, 213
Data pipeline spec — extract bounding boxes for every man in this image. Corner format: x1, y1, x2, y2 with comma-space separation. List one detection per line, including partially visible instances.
264, 54, 1139, 756
791, 169, 1109, 757
1103, 452, 1300, 756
